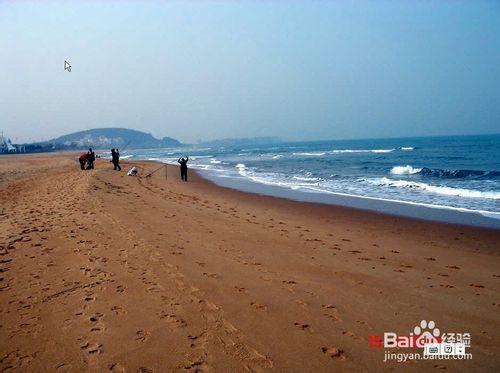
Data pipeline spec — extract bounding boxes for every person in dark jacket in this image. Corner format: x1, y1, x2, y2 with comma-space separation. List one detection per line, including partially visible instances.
178, 156, 189, 181
111, 148, 121, 171
86, 148, 95, 169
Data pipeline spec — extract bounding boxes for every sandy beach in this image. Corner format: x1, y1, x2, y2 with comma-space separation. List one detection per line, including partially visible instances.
0, 153, 499, 372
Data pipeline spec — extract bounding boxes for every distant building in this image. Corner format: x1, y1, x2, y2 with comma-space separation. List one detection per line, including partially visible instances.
0, 132, 22, 153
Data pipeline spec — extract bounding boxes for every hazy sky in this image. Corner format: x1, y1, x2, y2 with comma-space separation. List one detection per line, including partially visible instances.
1, 1, 499, 143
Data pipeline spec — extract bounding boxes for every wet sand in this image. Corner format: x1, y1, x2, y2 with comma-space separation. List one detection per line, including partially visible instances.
0, 153, 499, 371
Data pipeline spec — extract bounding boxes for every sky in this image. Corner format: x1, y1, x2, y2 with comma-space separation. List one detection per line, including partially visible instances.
1, 1, 499, 144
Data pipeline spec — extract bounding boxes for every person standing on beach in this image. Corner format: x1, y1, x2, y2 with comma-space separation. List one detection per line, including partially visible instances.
87, 148, 95, 169
178, 156, 189, 181
111, 148, 121, 171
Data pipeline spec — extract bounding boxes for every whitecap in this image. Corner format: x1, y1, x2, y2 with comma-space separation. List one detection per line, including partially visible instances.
292, 152, 326, 156
331, 149, 394, 154
368, 177, 500, 200
390, 165, 422, 175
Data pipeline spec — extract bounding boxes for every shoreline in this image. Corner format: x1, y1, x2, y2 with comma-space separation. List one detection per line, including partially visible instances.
195, 167, 500, 230
1, 153, 499, 371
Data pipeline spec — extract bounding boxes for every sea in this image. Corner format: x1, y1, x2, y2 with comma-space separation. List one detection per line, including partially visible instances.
119, 134, 500, 228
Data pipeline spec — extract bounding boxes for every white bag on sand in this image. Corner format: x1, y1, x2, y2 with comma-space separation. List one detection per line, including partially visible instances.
127, 166, 138, 176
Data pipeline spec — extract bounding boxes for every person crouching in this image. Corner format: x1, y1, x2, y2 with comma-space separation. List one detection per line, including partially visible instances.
79, 153, 87, 170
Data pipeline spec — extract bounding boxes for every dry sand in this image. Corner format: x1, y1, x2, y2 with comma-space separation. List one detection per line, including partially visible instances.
0, 153, 499, 372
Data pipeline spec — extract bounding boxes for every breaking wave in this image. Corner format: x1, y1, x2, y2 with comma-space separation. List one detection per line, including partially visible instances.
369, 177, 500, 200
419, 167, 500, 179
391, 165, 422, 175
390, 165, 500, 179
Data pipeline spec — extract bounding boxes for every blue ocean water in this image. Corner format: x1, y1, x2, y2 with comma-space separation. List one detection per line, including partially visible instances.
124, 134, 500, 221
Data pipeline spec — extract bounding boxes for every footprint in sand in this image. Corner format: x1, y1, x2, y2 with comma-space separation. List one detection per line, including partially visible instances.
469, 283, 485, 288
80, 341, 103, 355
202, 272, 220, 279
135, 329, 150, 342
88, 312, 105, 332
321, 346, 346, 360
109, 362, 126, 372
159, 312, 187, 327
250, 301, 267, 311
294, 299, 307, 308
322, 304, 341, 321
440, 284, 455, 289
110, 305, 126, 315
342, 330, 365, 342
294, 322, 312, 331
55, 362, 72, 371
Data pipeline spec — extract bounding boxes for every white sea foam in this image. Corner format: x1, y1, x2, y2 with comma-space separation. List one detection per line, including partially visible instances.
292, 176, 320, 182
369, 177, 500, 200
191, 155, 213, 160
400, 147, 414, 151
210, 159, 222, 164
289, 184, 500, 220
390, 165, 422, 175
208, 168, 500, 219
331, 149, 394, 154
292, 152, 326, 156
235, 163, 248, 177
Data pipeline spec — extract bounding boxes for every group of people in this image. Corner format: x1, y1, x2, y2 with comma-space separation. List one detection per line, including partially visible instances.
78, 148, 95, 170
78, 147, 190, 182
78, 147, 120, 171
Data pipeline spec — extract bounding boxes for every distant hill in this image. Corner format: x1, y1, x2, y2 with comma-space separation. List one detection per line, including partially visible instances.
54, 128, 181, 149
17, 128, 182, 153
198, 136, 282, 147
